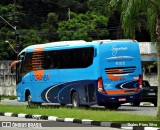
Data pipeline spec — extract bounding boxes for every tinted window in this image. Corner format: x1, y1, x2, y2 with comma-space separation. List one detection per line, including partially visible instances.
21, 47, 94, 73
17, 52, 26, 83
44, 47, 94, 69
23, 53, 33, 73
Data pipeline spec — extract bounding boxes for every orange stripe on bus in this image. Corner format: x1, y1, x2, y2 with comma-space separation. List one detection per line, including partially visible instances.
32, 46, 44, 81
106, 89, 136, 95
107, 74, 121, 81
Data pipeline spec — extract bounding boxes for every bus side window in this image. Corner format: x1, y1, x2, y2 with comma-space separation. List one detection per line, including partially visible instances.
22, 53, 33, 75
43, 47, 94, 70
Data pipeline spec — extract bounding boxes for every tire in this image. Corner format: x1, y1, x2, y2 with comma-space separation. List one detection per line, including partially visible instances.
27, 92, 41, 107
132, 101, 140, 106
81, 105, 90, 109
153, 102, 157, 107
27, 92, 32, 106
60, 103, 66, 107
105, 104, 120, 110
72, 92, 79, 108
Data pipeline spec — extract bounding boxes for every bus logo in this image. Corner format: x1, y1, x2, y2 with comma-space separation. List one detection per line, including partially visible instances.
30, 74, 50, 81
112, 45, 128, 56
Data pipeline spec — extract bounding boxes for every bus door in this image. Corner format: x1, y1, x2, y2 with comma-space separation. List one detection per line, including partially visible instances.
17, 53, 26, 84
10, 52, 26, 101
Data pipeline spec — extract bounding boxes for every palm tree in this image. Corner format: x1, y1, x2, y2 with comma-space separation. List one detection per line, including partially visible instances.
110, 0, 160, 118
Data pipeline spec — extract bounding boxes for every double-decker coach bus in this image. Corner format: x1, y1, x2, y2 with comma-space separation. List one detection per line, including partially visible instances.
10, 40, 142, 109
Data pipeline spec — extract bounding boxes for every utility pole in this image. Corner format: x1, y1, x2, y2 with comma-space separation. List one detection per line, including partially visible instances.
0, 16, 19, 56
68, 8, 70, 20
0, 0, 20, 57
14, 0, 20, 55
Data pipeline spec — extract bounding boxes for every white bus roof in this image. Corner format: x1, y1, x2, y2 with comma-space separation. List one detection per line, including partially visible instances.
19, 39, 137, 54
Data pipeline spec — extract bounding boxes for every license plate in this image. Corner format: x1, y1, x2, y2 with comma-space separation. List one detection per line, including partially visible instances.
119, 98, 126, 101
148, 93, 155, 95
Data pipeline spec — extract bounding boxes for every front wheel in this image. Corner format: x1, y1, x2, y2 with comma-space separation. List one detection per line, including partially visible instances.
27, 92, 32, 106
72, 92, 79, 108
27, 92, 41, 107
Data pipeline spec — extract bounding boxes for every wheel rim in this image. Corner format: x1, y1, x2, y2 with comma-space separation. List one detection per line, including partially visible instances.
27, 94, 31, 105
72, 93, 78, 107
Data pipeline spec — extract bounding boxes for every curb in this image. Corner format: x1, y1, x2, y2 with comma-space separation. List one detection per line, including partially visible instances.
0, 112, 125, 128
0, 112, 160, 130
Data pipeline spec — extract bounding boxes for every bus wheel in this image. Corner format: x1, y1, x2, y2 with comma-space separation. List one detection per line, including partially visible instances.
72, 92, 79, 108
132, 101, 140, 106
27, 93, 41, 108
60, 103, 66, 107
27, 93, 33, 106
105, 104, 120, 110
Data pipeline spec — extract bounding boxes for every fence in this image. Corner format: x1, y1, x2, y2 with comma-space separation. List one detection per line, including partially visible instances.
0, 61, 16, 96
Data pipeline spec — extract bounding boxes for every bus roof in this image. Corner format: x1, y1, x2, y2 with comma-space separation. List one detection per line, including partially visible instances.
19, 39, 137, 55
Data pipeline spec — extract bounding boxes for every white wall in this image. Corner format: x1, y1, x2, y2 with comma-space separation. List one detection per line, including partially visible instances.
0, 61, 16, 96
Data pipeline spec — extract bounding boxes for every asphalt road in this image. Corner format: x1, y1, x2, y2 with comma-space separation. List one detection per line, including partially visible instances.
0, 99, 159, 130
119, 104, 157, 117
0, 99, 157, 116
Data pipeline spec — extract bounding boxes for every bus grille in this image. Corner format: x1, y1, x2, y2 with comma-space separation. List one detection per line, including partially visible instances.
105, 66, 136, 74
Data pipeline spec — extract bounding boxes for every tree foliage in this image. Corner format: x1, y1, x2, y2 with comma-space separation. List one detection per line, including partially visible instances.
88, 0, 117, 16
58, 12, 108, 41
110, 0, 160, 119
0, 0, 152, 60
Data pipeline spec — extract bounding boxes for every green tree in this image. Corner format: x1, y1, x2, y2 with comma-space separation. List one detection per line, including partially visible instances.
0, 3, 23, 59
40, 13, 59, 42
110, 0, 160, 118
57, 0, 88, 13
0, 26, 17, 59
88, 0, 124, 39
58, 12, 109, 41
20, 29, 48, 48
88, 0, 115, 16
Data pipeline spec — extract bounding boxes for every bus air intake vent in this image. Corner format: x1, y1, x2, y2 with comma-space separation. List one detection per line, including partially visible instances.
105, 66, 136, 75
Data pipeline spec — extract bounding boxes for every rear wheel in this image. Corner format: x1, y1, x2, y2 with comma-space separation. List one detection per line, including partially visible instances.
72, 92, 79, 108
105, 103, 120, 110
60, 103, 66, 107
132, 101, 140, 106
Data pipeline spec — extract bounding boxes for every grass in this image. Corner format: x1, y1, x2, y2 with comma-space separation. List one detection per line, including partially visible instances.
0, 104, 159, 122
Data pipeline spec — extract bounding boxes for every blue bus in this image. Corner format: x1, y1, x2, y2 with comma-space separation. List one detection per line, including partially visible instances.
10, 40, 142, 109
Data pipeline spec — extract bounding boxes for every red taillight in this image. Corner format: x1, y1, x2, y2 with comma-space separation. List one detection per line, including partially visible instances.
98, 77, 106, 94
135, 74, 142, 92
138, 74, 142, 88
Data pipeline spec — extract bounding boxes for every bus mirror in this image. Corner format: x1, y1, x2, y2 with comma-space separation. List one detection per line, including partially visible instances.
10, 60, 19, 74
11, 66, 14, 74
